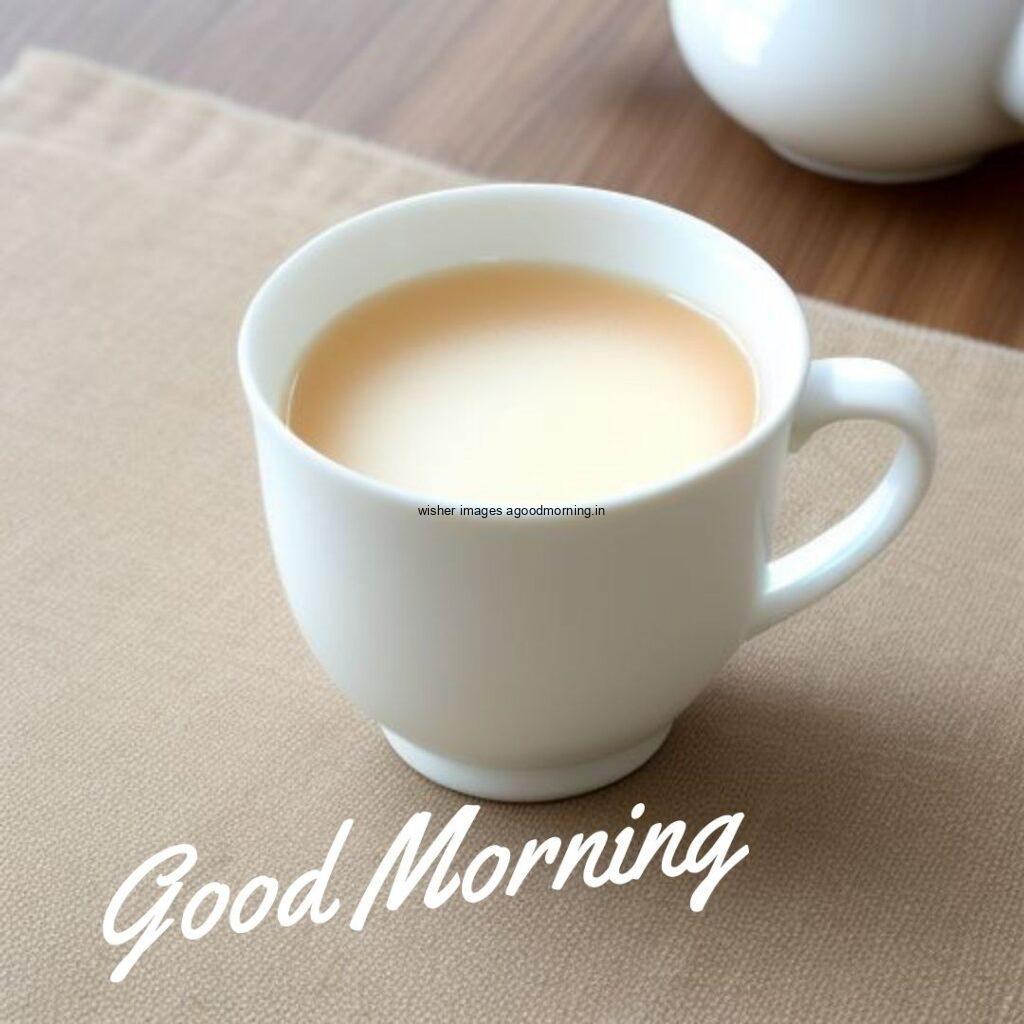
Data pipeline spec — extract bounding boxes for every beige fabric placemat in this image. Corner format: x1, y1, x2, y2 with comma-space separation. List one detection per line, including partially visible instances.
2, 50, 1022, 1024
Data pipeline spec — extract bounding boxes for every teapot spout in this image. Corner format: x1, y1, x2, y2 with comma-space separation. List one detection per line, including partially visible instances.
999, 11, 1024, 128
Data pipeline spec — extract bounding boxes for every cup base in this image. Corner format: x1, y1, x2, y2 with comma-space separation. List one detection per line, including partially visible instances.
767, 142, 979, 183
380, 724, 673, 802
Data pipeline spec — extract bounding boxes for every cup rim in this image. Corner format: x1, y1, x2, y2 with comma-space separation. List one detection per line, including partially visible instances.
238, 183, 809, 516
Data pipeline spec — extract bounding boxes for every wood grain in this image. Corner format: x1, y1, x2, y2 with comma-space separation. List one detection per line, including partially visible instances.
3, 0, 1024, 346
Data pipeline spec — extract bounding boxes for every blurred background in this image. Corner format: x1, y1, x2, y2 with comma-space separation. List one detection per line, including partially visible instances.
4, 0, 1023, 345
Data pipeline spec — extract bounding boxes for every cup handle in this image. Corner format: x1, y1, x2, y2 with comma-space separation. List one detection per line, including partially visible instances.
749, 357, 936, 636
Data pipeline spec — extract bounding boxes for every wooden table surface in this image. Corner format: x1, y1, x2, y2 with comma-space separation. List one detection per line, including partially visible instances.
5, 0, 1024, 347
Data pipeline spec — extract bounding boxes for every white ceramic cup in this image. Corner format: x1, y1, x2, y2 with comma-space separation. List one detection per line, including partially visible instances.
239, 184, 936, 802
668, 0, 1024, 183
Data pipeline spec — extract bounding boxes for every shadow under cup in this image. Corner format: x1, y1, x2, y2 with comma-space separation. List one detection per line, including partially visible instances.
238, 184, 808, 801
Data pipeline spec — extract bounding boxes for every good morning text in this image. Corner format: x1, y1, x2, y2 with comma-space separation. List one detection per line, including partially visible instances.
103, 802, 748, 983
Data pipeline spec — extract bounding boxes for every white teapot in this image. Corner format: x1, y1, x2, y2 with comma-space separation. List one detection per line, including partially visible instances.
669, 0, 1024, 181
